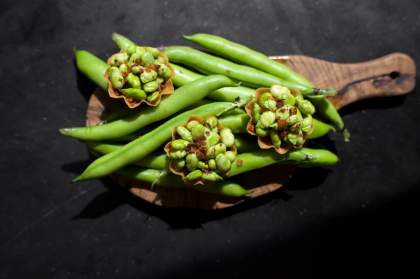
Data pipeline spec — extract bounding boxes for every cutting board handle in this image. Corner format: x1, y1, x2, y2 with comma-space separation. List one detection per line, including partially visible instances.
272, 53, 416, 110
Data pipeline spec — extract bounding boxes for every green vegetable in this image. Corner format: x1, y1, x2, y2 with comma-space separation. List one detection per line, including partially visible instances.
118, 166, 248, 197
164, 46, 335, 96
184, 33, 314, 88
60, 75, 237, 141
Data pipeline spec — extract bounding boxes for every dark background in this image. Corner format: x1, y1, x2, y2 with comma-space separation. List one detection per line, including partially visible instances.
1, 0, 420, 278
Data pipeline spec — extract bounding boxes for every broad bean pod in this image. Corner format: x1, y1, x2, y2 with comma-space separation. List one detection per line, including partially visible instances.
60, 75, 237, 140
184, 33, 313, 88
228, 148, 339, 177
171, 63, 255, 102
118, 166, 249, 197
164, 46, 335, 96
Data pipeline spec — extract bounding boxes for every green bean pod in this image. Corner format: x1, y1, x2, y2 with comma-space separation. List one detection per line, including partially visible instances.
87, 142, 169, 169
74, 102, 237, 181
74, 50, 108, 90
228, 148, 339, 177
164, 46, 335, 96
171, 63, 255, 102
117, 166, 248, 197
308, 118, 335, 139
184, 33, 313, 88
60, 75, 237, 141
307, 96, 345, 131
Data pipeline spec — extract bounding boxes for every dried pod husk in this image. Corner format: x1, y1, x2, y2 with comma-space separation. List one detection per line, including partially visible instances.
104, 51, 174, 108
164, 116, 236, 185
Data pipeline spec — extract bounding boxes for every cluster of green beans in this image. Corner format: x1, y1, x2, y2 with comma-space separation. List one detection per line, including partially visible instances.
249, 85, 315, 151
61, 32, 344, 198
106, 44, 173, 105
183, 33, 346, 133
165, 116, 237, 183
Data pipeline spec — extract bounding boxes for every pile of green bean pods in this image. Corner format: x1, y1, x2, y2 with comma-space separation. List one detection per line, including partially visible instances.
105, 43, 174, 108
61, 32, 345, 198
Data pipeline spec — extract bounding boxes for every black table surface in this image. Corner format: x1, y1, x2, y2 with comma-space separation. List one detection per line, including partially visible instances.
1, 0, 420, 278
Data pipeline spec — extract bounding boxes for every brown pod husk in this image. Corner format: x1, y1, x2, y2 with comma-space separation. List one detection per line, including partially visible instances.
104, 52, 174, 109
164, 115, 237, 186
245, 88, 291, 154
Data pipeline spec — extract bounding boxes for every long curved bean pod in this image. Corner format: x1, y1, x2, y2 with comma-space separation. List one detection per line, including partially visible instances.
117, 167, 249, 197
308, 118, 335, 139
184, 33, 313, 88
164, 46, 335, 96
74, 102, 237, 181
171, 63, 255, 102
60, 75, 237, 141
228, 148, 339, 177
74, 50, 109, 90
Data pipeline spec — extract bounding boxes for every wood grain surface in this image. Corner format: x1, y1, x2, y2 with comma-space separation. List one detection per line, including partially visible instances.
86, 53, 416, 209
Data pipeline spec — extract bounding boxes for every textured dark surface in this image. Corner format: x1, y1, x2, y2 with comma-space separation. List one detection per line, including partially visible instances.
1, 0, 420, 278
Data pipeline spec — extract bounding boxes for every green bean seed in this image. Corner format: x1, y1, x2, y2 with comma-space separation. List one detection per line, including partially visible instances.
202, 172, 223, 182
208, 159, 216, 170
140, 70, 158, 83
255, 125, 269, 137
109, 52, 129, 66
171, 139, 190, 150
146, 47, 160, 58
252, 103, 261, 122
119, 63, 129, 75
260, 111, 276, 128
206, 116, 218, 128
120, 88, 146, 100
157, 63, 172, 79
216, 154, 231, 172
297, 98, 315, 115
142, 51, 155, 65
206, 131, 220, 146
128, 52, 142, 67
186, 153, 199, 171
146, 91, 160, 103
126, 73, 141, 88
225, 150, 236, 162
176, 126, 193, 142
131, 65, 143, 74
258, 92, 276, 110
197, 161, 209, 170
170, 150, 187, 159
214, 143, 227, 157
143, 80, 159, 93
186, 120, 199, 130
135, 46, 146, 56
220, 128, 235, 147
206, 146, 216, 159
287, 133, 299, 145
301, 115, 313, 133
109, 67, 125, 89
184, 169, 202, 181
191, 123, 205, 139
270, 130, 282, 147
174, 159, 186, 170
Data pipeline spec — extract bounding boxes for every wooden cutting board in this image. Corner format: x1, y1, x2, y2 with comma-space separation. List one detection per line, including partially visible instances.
86, 53, 416, 209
